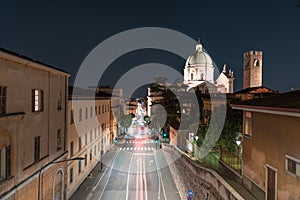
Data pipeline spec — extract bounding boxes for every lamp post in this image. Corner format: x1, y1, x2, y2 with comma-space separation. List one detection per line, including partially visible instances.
236, 140, 241, 169
101, 135, 104, 171
38, 157, 84, 200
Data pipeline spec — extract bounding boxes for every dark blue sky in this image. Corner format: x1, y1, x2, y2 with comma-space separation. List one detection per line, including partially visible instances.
0, 0, 299, 95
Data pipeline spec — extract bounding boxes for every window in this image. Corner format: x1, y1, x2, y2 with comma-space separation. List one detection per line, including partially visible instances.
95, 128, 97, 138
79, 137, 82, 150
78, 160, 82, 174
101, 123, 105, 133
32, 89, 44, 112
90, 107, 93, 118
70, 110, 74, 124
0, 86, 7, 115
98, 126, 100, 136
94, 146, 96, 156
90, 149, 92, 161
70, 141, 74, 157
84, 154, 87, 166
98, 142, 100, 152
98, 106, 101, 115
57, 129, 62, 150
85, 107, 88, 119
254, 59, 260, 67
286, 155, 300, 177
57, 92, 62, 110
95, 106, 97, 116
90, 131, 92, 142
0, 146, 11, 181
244, 111, 252, 137
79, 109, 82, 121
70, 168, 73, 183
287, 159, 296, 174
34, 136, 40, 162
85, 133, 87, 145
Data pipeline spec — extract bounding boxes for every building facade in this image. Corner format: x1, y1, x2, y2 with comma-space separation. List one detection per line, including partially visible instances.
66, 87, 111, 199
231, 91, 300, 200
0, 48, 69, 200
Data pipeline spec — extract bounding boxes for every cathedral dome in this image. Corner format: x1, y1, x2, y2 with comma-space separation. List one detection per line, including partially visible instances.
186, 40, 213, 66
186, 51, 213, 65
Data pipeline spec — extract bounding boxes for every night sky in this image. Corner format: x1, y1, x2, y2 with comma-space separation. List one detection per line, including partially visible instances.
0, 1, 299, 97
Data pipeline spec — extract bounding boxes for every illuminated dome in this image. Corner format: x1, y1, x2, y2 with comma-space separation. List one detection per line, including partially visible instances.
185, 40, 213, 66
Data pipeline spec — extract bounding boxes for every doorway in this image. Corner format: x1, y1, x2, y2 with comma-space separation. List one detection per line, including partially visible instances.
266, 165, 277, 200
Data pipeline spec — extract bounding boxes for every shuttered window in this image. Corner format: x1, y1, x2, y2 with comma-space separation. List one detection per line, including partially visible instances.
0, 86, 7, 115
32, 89, 44, 112
34, 136, 40, 162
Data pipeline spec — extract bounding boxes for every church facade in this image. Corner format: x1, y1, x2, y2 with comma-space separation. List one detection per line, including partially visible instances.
183, 40, 235, 93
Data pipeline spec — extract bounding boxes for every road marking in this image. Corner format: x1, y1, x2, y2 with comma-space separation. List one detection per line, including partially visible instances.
91, 150, 119, 192
136, 157, 139, 200
155, 152, 167, 200
125, 154, 134, 200
98, 150, 120, 200
160, 170, 168, 200
143, 155, 148, 200
133, 153, 154, 156
154, 152, 161, 200
139, 157, 143, 200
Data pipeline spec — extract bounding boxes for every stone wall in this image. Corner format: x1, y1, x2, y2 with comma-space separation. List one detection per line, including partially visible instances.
163, 145, 244, 200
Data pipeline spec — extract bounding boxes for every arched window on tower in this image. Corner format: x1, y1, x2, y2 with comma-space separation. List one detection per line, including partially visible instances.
191, 73, 194, 81
254, 59, 260, 67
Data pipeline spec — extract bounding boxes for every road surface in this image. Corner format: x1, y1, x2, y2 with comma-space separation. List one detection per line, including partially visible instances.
86, 139, 181, 200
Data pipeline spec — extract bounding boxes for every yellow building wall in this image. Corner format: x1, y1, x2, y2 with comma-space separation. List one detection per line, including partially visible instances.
243, 112, 300, 199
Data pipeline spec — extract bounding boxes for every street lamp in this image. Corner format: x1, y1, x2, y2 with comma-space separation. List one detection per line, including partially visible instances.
38, 157, 84, 200
192, 136, 199, 157
236, 139, 242, 170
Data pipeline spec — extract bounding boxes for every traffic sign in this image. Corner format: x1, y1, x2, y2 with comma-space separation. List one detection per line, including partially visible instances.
187, 189, 194, 197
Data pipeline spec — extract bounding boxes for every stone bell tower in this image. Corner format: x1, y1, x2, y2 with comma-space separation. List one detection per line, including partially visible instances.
243, 50, 263, 89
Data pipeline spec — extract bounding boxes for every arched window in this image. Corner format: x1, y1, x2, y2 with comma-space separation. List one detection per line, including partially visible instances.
0, 130, 12, 181
200, 73, 204, 80
254, 59, 259, 67
191, 73, 194, 80
53, 169, 64, 200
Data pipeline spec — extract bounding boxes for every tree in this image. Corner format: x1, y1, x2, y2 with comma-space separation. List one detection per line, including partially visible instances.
214, 105, 242, 152
174, 77, 181, 84
119, 110, 132, 134
153, 76, 168, 84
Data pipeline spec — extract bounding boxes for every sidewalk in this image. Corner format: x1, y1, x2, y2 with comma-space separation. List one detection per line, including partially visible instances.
187, 151, 257, 200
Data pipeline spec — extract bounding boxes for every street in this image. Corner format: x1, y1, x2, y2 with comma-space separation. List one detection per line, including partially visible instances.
74, 139, 181, 200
